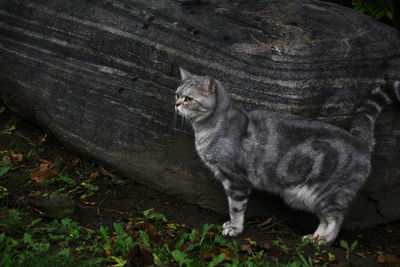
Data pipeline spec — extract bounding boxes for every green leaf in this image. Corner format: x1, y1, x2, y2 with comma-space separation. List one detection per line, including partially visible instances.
0, 185, 9, 199
138, 230, 151, 246
59, 175, 76, 185
153, 253, 162, 266
200, 223, 214, 245
209, 253, 226, 267
298, 254, 309, 266
143, 208, 154, 217
113, 222, 124, 234
111, 256, 127, 267
351, 240, 358, 251
0, 107, 5, 114
340, 240, 349, 250
375, 9, 385, 19
28, 218, 42, 228
148, 212, 167, 222
171, 249, 192, 266
387, 10, 393, 20
23, 233, 34, 247
328, 252, 336, 261
189, 229, 196, 242
57, 248, 70, 257
0, 165, 10, 177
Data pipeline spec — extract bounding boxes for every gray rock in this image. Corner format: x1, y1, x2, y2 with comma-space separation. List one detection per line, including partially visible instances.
0, 0, 399, 228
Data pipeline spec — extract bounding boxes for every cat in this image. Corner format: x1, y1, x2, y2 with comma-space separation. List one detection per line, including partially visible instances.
174, 67, 400, 245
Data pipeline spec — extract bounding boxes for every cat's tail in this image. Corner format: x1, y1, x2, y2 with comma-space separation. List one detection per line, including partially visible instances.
350, 81, 400, 152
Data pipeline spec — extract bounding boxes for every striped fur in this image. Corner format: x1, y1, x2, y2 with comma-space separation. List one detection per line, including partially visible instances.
175, 68, 399, 245
350, 81, 400, 151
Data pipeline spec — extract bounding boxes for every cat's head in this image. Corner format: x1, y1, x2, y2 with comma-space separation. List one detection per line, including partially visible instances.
175, 68, 218, 122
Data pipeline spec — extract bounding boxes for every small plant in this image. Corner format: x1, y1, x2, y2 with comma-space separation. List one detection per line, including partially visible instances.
340, 239, 358, 260
0, 185, 9, 200
352, 0, 393, 21
0, 158, 11, 177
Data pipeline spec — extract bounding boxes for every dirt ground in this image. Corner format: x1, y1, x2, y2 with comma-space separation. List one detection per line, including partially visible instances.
1, 107, 400, 266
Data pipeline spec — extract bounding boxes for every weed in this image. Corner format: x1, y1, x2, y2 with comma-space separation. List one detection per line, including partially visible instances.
340, 239, 358, 260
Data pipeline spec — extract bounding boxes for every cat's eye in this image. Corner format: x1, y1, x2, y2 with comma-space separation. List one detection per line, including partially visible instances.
185, 96, 193, 102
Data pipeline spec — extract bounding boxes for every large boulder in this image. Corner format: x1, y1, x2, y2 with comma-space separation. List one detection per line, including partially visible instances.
1, 0, 399, 229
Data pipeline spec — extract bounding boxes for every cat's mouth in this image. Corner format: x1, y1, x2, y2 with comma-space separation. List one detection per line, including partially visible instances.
175, 105, 187, 117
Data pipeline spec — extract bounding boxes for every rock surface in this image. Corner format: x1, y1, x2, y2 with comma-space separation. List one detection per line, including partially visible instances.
0, 0, 399, 228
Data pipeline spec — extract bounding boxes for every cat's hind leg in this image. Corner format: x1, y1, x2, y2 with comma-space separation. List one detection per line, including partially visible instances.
317, 213, 344, 245
303, 213, 343, 245
302, 216, 328, 243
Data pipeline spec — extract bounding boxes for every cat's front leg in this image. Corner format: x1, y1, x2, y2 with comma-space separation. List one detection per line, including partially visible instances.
222, 196, 248, 236
221, 179, 251, 237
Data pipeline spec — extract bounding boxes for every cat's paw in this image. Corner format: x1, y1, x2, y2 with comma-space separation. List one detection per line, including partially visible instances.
301, 234, 314, 242
302, 234, 329, 245
222, 221, 243, 237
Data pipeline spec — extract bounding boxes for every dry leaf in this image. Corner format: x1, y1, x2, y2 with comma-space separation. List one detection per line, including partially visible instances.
39, 133, 47, 144
239, 243, 253, 255
10, 151, 23, 161
31, 176, 47, 183
30, 163, 56, 183
28, 191, 42, 197
218, 247, 233, 261
81, 200, 97, 205
202, 250, 215, 260
88, 171, 99, 181
39, 158, 55, 166
99, 166, 116, 179
71, 157, 80, 166
377, 254, 400, 264
262, 242, 271, 250
244, 237, 257, 245
257, 217, 273, 227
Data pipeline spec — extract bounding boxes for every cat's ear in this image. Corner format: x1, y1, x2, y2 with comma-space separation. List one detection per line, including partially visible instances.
180, 67, 192, 81
199, 75, 216, 95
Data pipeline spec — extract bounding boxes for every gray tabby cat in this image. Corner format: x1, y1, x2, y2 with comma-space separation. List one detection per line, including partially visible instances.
175, 68, 400, 245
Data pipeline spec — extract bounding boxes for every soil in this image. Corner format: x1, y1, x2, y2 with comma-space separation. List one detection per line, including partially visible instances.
1, 107, 400, 266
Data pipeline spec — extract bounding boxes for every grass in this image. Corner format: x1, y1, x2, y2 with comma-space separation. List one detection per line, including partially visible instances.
0, 207, 345, 267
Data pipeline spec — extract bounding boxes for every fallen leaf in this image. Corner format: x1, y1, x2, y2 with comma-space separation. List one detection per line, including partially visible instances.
202, 250, 215, 260
39, 133, 47, 144
99, 166, 116, 179
218, 247, 233, 261
244, 237, 257, 245
31, 176, 47, 183
10, 151, 23, 161
240, 243, 253, 255
88, 171, 99, 181
39, 158, 54, 166
33, 208, 45, 216
71, 157, 80, 166
257, 217, 273, 228
377, 254, 400, 264
30, 163, 56, 183
28, 191, 42, 197
262, 242, 271, 250
81, 200, 97, 205
38, 163, 48, 172
145, 223, 156, 235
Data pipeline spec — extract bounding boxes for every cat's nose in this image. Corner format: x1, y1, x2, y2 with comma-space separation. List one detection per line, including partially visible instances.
175, 101, 181, 107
